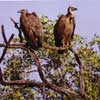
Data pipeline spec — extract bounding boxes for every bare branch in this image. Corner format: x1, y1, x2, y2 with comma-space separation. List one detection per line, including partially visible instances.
0, 43, 69, 53
10, 17, 23, 42
29, 48, 48, 83
0, 34, 14, 63
69, 48, 82, 66
10, 17, 19, 28
0, 76, 83, 100
1, 25, 7, 44
0, 47, 7, 63
0, 67, 3, 81
0, 80, 43, 88
8, 34, 14, 42
69, 48, 85, 97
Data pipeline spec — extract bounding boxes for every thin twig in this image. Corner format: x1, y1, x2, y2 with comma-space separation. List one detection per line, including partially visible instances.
0, 67, 3, 81
10, 17, 23, 42
1, 25, 7, 44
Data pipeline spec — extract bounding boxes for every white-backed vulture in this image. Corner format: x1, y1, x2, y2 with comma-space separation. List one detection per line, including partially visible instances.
18, 9, 44, 49
54, 6, 77, 54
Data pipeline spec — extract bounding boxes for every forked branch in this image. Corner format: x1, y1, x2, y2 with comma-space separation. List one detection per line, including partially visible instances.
0, 25, 14, 63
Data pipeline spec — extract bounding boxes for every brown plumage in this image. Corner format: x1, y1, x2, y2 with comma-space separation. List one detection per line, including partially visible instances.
18, 9, 44, 49
54, 6, 77, 54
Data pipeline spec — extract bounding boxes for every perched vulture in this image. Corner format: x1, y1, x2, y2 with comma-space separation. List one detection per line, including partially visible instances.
54, 6, 77, 54
18, 9, 44, 49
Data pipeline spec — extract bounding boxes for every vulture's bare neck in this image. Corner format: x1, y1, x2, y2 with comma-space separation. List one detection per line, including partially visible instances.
66, 11, 75, 18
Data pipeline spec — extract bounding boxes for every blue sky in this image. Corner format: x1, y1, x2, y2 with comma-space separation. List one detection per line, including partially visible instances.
0, 0, 100, 41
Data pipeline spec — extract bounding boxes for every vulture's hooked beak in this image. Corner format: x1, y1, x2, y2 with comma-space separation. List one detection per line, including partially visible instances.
73, 7, 78, 11
17, 10, 22, 13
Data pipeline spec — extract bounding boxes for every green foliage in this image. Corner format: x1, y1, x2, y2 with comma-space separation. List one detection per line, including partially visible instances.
0, 86, 35, 100
3, 49, 33, 81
